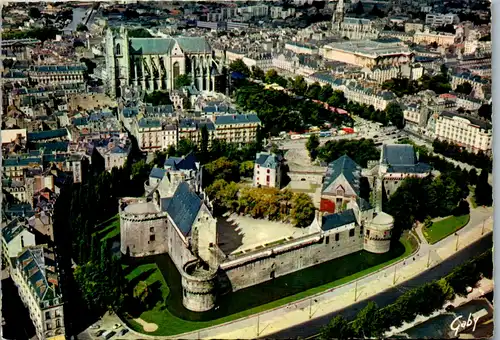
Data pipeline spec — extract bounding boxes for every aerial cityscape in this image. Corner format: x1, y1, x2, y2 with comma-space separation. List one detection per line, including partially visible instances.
0, 0, 493, 339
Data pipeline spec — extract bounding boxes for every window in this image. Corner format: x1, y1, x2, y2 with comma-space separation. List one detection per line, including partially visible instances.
45, 311, 51, 320
56, 320, 61, 328
150, 227, 154, 232
266, 175, 270, 182
335, 233, 340, 242
267, 169, 270, 174
325, 236, 330, 244
349, 229, 355, 237
150, 235, 155, 242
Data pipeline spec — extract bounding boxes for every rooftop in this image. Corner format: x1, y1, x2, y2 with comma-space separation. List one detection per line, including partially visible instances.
255, 152, 282, 170
321, 209, 357, 232
325, 40, 412, 58
165, 182, 203, 237
214, 114, 261, 125
322, 155, 361, 195
129, 36, 211, 55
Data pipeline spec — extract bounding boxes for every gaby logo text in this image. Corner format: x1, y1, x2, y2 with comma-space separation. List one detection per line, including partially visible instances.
450, 313, 481, 337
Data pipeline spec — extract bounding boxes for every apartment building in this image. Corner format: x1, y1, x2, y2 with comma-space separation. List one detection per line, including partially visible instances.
133, 118, 178, 153
284, 42, 319, 55
435, 111, 492, 154
178, 118, 216, 147
413, 30, 457, 46
425, 13, 460, 26
213, 114, 261, 146
451, 72, 489, 99
2, 218, 37, 265
344, 83, 397, 111
29, 65, 87, 85
12, 245, 65, 340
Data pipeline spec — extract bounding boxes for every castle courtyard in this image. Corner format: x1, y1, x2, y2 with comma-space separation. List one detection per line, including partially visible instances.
217, 214, 316, 256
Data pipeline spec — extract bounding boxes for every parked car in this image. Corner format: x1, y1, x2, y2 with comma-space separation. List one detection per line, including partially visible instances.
113, 323, 122, 330
95, 330, 105, 337
117, 329, 129, 336
102, 330, 116, 339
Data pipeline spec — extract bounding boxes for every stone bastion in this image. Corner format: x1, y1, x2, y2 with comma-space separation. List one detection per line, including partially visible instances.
181, 260, 218, 312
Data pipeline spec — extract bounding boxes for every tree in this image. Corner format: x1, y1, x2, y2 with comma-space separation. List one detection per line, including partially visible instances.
326, 90, 347, 108
353, 1, 364, 15
321, 315, 352, 340
369, 4, 384, 17
478, 104, 492, 121
318, 84, 334, 102
474, 170, 492, 206
385, 102, 405, 129
29, 7, 41, 19
291, 193, 315, 228
229, 59, 250, 77
204, 157, 240, 185
290, 76, 308, 96
240, 160, 255, 178
306, 82, 322, 99
352, 301, 381, 338
455, 82, 472, 95
251, 66, 265, 80
177, 138, 197, 156
128, 28, 153, 38
144, 91, 173, 106
166, 144, 176, 157
76, 23, 88, 32
175, 74, 192, 89
306, 134, 320, 161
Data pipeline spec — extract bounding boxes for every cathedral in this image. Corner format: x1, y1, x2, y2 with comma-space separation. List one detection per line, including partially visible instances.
105, 26, 218, 98
332, 0, 380, 40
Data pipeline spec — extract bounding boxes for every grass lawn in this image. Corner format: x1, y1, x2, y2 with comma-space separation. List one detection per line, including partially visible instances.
423, 214, 470, 245
94, 215, 120, 242
122, 233, 417, 336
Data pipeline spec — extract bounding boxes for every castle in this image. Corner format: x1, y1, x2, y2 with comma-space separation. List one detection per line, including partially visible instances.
119, 153, 396, 312
105, 26, 219, 98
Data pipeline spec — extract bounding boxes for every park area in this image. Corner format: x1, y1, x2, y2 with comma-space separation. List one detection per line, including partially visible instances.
422, 214, 470, 245
120, 233, 417, 336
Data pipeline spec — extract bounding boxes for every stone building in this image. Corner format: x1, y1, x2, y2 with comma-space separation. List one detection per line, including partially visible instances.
365, 144, 431, 198
253, 152, 284, 188
331, 0, 380, 40
120, 154, 394, 312
11, 245, 65, 340
105, 26, 219, 98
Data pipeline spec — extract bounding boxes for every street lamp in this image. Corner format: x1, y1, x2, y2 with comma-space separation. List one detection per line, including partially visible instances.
455, 233, 459, 251
481, 219, 486, 235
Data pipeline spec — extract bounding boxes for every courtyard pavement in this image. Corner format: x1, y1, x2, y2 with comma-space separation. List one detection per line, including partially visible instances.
79, 205, 493, 340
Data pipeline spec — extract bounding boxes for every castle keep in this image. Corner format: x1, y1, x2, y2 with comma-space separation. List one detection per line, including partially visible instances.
120, 153, 396, 312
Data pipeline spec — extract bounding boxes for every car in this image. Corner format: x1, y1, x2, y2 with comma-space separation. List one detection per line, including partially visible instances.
373, 135, 379, 138
90, 324, 100, 329
113, 323, 122, 330
117, 329, 129, 336
95, 330, 105, 337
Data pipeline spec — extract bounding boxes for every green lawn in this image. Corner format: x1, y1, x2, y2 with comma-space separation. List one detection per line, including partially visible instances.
94, 215, 120, 243
423, 214, 470, 245
121, 233, 417, 336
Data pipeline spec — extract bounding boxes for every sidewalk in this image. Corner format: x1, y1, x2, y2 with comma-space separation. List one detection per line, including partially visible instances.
107, 211, 493, 340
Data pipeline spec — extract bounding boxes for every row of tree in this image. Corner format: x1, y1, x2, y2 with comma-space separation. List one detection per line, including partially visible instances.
231, 60, 405, 132
381, 73, 452, 98
205, 180, 316, 228
317, 138, 380, 168
321, 248, 493, 339
385, 140, 492, 238
432, 139, 492, 172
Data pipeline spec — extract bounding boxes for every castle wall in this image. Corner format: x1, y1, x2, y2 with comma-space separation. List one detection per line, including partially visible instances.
220, 226, 364, 292
287, 172, 324, 185
120, 213, 169, 257
181, 261, 217, 312
166, 216, 197, 272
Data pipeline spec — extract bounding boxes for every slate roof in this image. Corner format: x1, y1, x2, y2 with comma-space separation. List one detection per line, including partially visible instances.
322, 155, 361, 195
34, 142, 69, 153
27, 129, 68, 142
2, 218, 26, 244
122, 107, 139, 118
214, 114, 261, 126
17, 246, 60, 305
129, 37, 211, 55
381, 144, 432, 174
138, 118, 162, 129
150, 167, 166, 179
255, 152, 282, 170
165, 182, 202, 236
357, 197, 372, 211
164, 152, 198, 171
321, 209, 357, 232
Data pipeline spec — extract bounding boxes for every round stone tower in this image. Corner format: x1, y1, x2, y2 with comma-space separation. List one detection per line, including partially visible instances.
363, 211, 394, 254
181, 260, 217, 312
